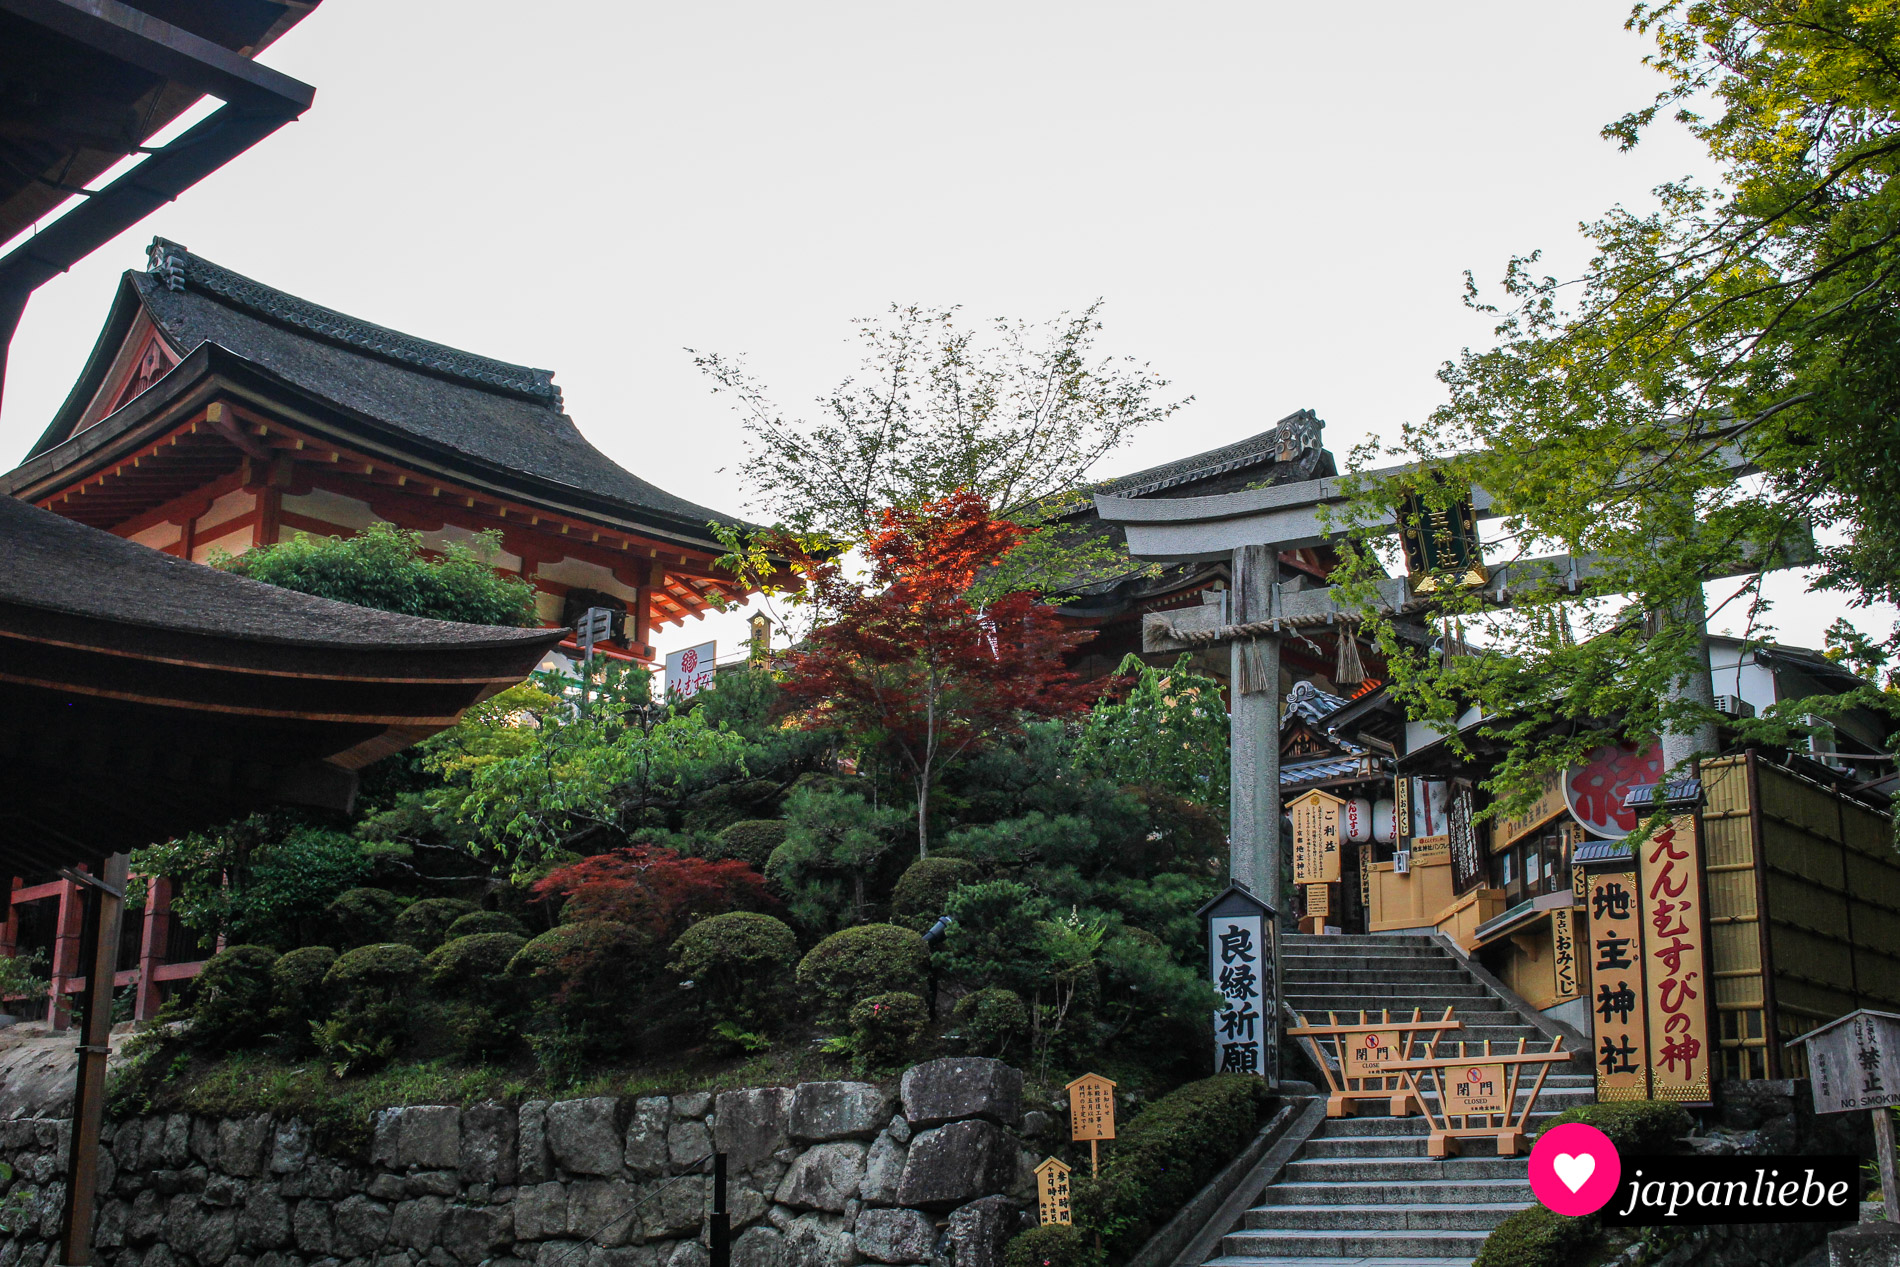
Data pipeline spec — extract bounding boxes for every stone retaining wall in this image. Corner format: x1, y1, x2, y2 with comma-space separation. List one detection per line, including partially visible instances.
0, 1058, 1036, 1267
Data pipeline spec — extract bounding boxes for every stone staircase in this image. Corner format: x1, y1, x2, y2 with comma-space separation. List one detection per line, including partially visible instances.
1207, 932, 1593, 1267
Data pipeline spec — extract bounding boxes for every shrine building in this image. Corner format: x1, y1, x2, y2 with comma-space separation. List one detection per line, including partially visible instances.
2, 238, 758, 663
0, 238, 769, 1020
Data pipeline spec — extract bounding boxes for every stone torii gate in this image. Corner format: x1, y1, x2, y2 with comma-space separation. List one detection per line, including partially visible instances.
1093, 454, 1772, 909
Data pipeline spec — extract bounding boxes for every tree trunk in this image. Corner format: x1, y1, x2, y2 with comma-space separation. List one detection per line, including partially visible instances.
915, 771, 930, 859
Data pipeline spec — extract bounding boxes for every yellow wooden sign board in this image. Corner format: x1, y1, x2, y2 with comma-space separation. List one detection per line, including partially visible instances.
1066, 1072, 1117, 1141
1344, 1028, 1402, 1078
1490, 772, 1568, 852
1291, 788, 1345, 884
1588, 866, 1649, 1101
1305, 882, 1331, 918
1034, 1157, 1072, 1226
1410, 834, 1449, 862
1639, 813, 1711, 1104
1551, 908, 1580, 1002
1444, 1062, 1508, 1116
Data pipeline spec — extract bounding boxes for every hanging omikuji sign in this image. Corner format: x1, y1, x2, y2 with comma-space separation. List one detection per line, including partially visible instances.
664, 640, 717, 700
1793, 1011, 1900, 1115
1198, 885, 1279, 1084
1552, 908, 1580, 1002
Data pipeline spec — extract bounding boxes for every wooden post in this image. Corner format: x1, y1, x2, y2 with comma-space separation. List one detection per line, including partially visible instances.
1229, 545, 1282, 907
59, 852, 129, 1267
1876, 1108, 1899, 1226
48, 876, 83, 1030
134, 876, 170, 1022
709, 1152, 729, 1267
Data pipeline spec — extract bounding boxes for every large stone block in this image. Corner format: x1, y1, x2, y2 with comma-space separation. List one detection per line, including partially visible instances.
670, 1094, 711, 1120
859, 1134, 905, 1207
790, 1084, 894, 1143
238, 1188, 293, 1251
944, 1197, 1022, 1267
439, 1206, 513, 1267
398, 1109, 462, 1171
199, 1206, 241, 1266
390, 1198, 447, 1252
332, 1196, 392, 1258
663, 1245, 707, 1267
774, 1142, 867, 1214
113, 1120, 146, 1171
293, 1199, 335, 1255
513, 1182, 569, 1241
546, 1099, 623, 1177
567, 1181, 635, 1247
713, 1089, 793, 1174
165, 1194, 204, 1256
640, 1175, 707, 1241
729, 1227, 785, 1267
585, 1247, 660, 1267
270, 1121, 312, 1175
666, 1121, 712, 1172
219, 1117, 273, 1178
160, 1115, 191, 1168
461, 1103, 517, 1185
780, 1213, 855, 1267
97, 1198, 131, 1251
894, 1121, 1013, 1209
623, 1099, 669, 1179
899, 1059, 1021, 1129
853, 1208, 933, 1265
518, 1102, 553, 1184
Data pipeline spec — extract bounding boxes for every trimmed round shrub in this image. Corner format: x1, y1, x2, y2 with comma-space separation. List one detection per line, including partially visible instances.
325, 887, 405, 947
1472, 1206, 1592, 1267
1004, 1225, 1105, 1267
952, 986, 1028, 1057
891, 856, 978, 931
268, 945, 337, 1036
325, 941, 426, 992
849, 991, 928, 1068
427, 932, 529, 1003
795, 923, 928, 1026
394, 897, 480, 950
190, 944, 278, 1045
705, 820, 789, 869
315, 942, 427, 1075
1535, 1101, 1693, 1155
507, 920, 646, 1036
445, 910, 527, 940
670, 912, 799, 1028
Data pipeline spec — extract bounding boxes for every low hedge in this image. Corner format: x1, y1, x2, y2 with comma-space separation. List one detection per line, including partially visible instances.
325, 888, 405, 948
952, 986, 1028, 1057
705, 820, 789, 869
890, 856, 978, 931
427, 932, 529, 1003
1537, 1101, 1693, 1155
670, 912, 799, 1027
1073, 1073, 1274, 1254
1472, 1206, 1594, 1267
393, 898, 480, 951
191, 945, 278, 1044
795, 923, 929, 1026
1002, 1224, 1103, 1267
849, 991, 929, 1068
444, 910, 527, 940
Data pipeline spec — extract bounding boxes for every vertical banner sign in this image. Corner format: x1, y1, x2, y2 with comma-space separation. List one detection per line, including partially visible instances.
1358, 843, 1372, 914
1447, 785, 1484, 893
1200, 885, 1279, 1083
1552, 908, 1580, 1002
664, 641, 717, 700
1290, 790, 1344, 884
1589, 865, 1650, 1100
1394, 776, 1414, 840
1639, 814, 1712, 1103
1033, 1158, 1073, 1225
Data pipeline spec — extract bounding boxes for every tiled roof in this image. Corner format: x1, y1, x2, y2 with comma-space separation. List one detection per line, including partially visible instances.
1280, 755, 1370, 787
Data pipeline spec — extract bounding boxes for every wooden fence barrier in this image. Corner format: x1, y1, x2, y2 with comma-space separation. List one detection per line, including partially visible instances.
1287, 1007, 1463, 1118
1389, 1035, 1571, 1157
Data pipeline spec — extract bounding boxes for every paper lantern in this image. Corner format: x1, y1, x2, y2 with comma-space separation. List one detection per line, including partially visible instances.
1371, 799, 1396, 844
1343, 797, 1373, 844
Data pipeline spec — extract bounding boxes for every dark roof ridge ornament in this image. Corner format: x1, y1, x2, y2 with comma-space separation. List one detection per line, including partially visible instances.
141, 237, 563, 408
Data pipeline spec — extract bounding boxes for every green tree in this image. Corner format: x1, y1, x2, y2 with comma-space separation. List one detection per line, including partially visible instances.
1329, 0, 1900, 809
218, 521, 537, 626
1080, 654, 1230, 813
764, 787, 908, 933
130, 815, 372, 948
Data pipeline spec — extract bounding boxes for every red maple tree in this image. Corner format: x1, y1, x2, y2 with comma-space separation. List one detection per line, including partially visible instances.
780, 489, 1094, 855
533, 845, 772, 948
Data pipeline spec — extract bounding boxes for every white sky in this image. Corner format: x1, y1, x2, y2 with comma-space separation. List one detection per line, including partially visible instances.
3, 1, 1891, 663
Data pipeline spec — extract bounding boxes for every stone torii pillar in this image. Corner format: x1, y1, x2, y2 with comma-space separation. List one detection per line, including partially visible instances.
1227, 544, 1282, 907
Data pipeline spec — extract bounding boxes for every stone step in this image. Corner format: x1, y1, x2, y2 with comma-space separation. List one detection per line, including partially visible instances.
1220, 1228, 1492, 1259
1256, 1178, 1535, 1207
1284, 934, 1441, 946
1313, 1111, 1568, 1138
1283, 949, 1467, 965
1302, 1134, 1450, 1158
1207, 1258, 1474, 1267
1283, 1156, 1533, 1182
1244, 1203, 1528, 1232
1284, 1006, 1524, 1026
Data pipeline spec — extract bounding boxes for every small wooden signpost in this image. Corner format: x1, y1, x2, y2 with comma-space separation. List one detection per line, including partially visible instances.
1034, 1157, 1073, 1225
1788, 1008, 1900, 1224
1291, 789, 1345, 934
1067, 1072, 1117, 1175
